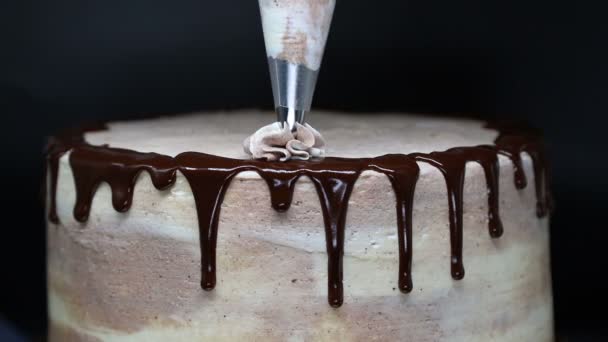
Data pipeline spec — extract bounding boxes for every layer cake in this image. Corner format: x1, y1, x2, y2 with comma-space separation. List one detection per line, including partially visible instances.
46, 110, 553, 341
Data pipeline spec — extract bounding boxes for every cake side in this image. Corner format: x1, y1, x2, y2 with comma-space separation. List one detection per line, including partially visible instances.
46, 111, 553, 341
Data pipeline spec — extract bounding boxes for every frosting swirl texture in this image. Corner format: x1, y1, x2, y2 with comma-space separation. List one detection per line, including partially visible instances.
243, 122, 326, 161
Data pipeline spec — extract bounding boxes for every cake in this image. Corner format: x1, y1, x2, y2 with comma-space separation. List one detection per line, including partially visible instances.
46, 110, 553, 341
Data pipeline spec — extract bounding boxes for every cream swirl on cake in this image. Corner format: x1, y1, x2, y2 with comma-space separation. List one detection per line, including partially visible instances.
243, 122, 326, 161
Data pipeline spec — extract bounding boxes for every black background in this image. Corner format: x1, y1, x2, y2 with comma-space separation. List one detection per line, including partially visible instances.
1, 0, 606, 339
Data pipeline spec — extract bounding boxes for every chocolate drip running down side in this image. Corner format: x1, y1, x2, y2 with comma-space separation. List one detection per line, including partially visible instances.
412, 147, 503, 280
489, 122, 552, 216
45, 124, 107, 224
46, 121, 551, 308
70, 146, 177, 222
177, 154, 366, 307
368, 155, 420, 293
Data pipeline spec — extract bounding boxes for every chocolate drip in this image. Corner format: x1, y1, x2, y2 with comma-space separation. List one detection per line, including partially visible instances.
306, 161, 362, 307
496, 141, 528, 190
256, 160, 364, 306
473, 148, 504, 238
70, 146, 177, 222
45, 124, 107, 223
453, 146, 504, 238
492, 125, 551, 218
258, 170, 301, 212
176, 153, 245, 291
413, 152, 466, 279
369, 155, 420, 293
413, 146, 506, 279
45, 118, 551, 308
524, 148, 549, 217
176, 155, 366, 305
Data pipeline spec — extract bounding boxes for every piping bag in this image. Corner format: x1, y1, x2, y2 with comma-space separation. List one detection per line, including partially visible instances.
259, 0, 336, 131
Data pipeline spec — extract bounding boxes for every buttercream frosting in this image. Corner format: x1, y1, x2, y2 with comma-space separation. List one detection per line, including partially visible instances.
243, 122, 326, 161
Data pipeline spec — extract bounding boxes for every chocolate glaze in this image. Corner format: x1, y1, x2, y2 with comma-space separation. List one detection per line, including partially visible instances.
368, 155, 419, 293
305, 160, 361, 307
176, 154, 365, 307
70, 146, 177, 222
411, 146, 504, 280
46, 119, 551, 308
490, 122, 552, 216
175, 153, 245, 291
45, 124, 106, 224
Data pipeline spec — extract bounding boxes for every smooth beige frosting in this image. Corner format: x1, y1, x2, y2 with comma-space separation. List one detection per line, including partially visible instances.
243, 122, 325, 161
84, 110, 498, 159
48, 110, 553, 341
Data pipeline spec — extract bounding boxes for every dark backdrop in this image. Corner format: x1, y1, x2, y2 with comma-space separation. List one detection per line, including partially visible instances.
1, 0, 605, 339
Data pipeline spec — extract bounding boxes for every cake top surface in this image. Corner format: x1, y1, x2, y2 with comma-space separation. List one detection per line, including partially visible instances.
85, 110, 498, 158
